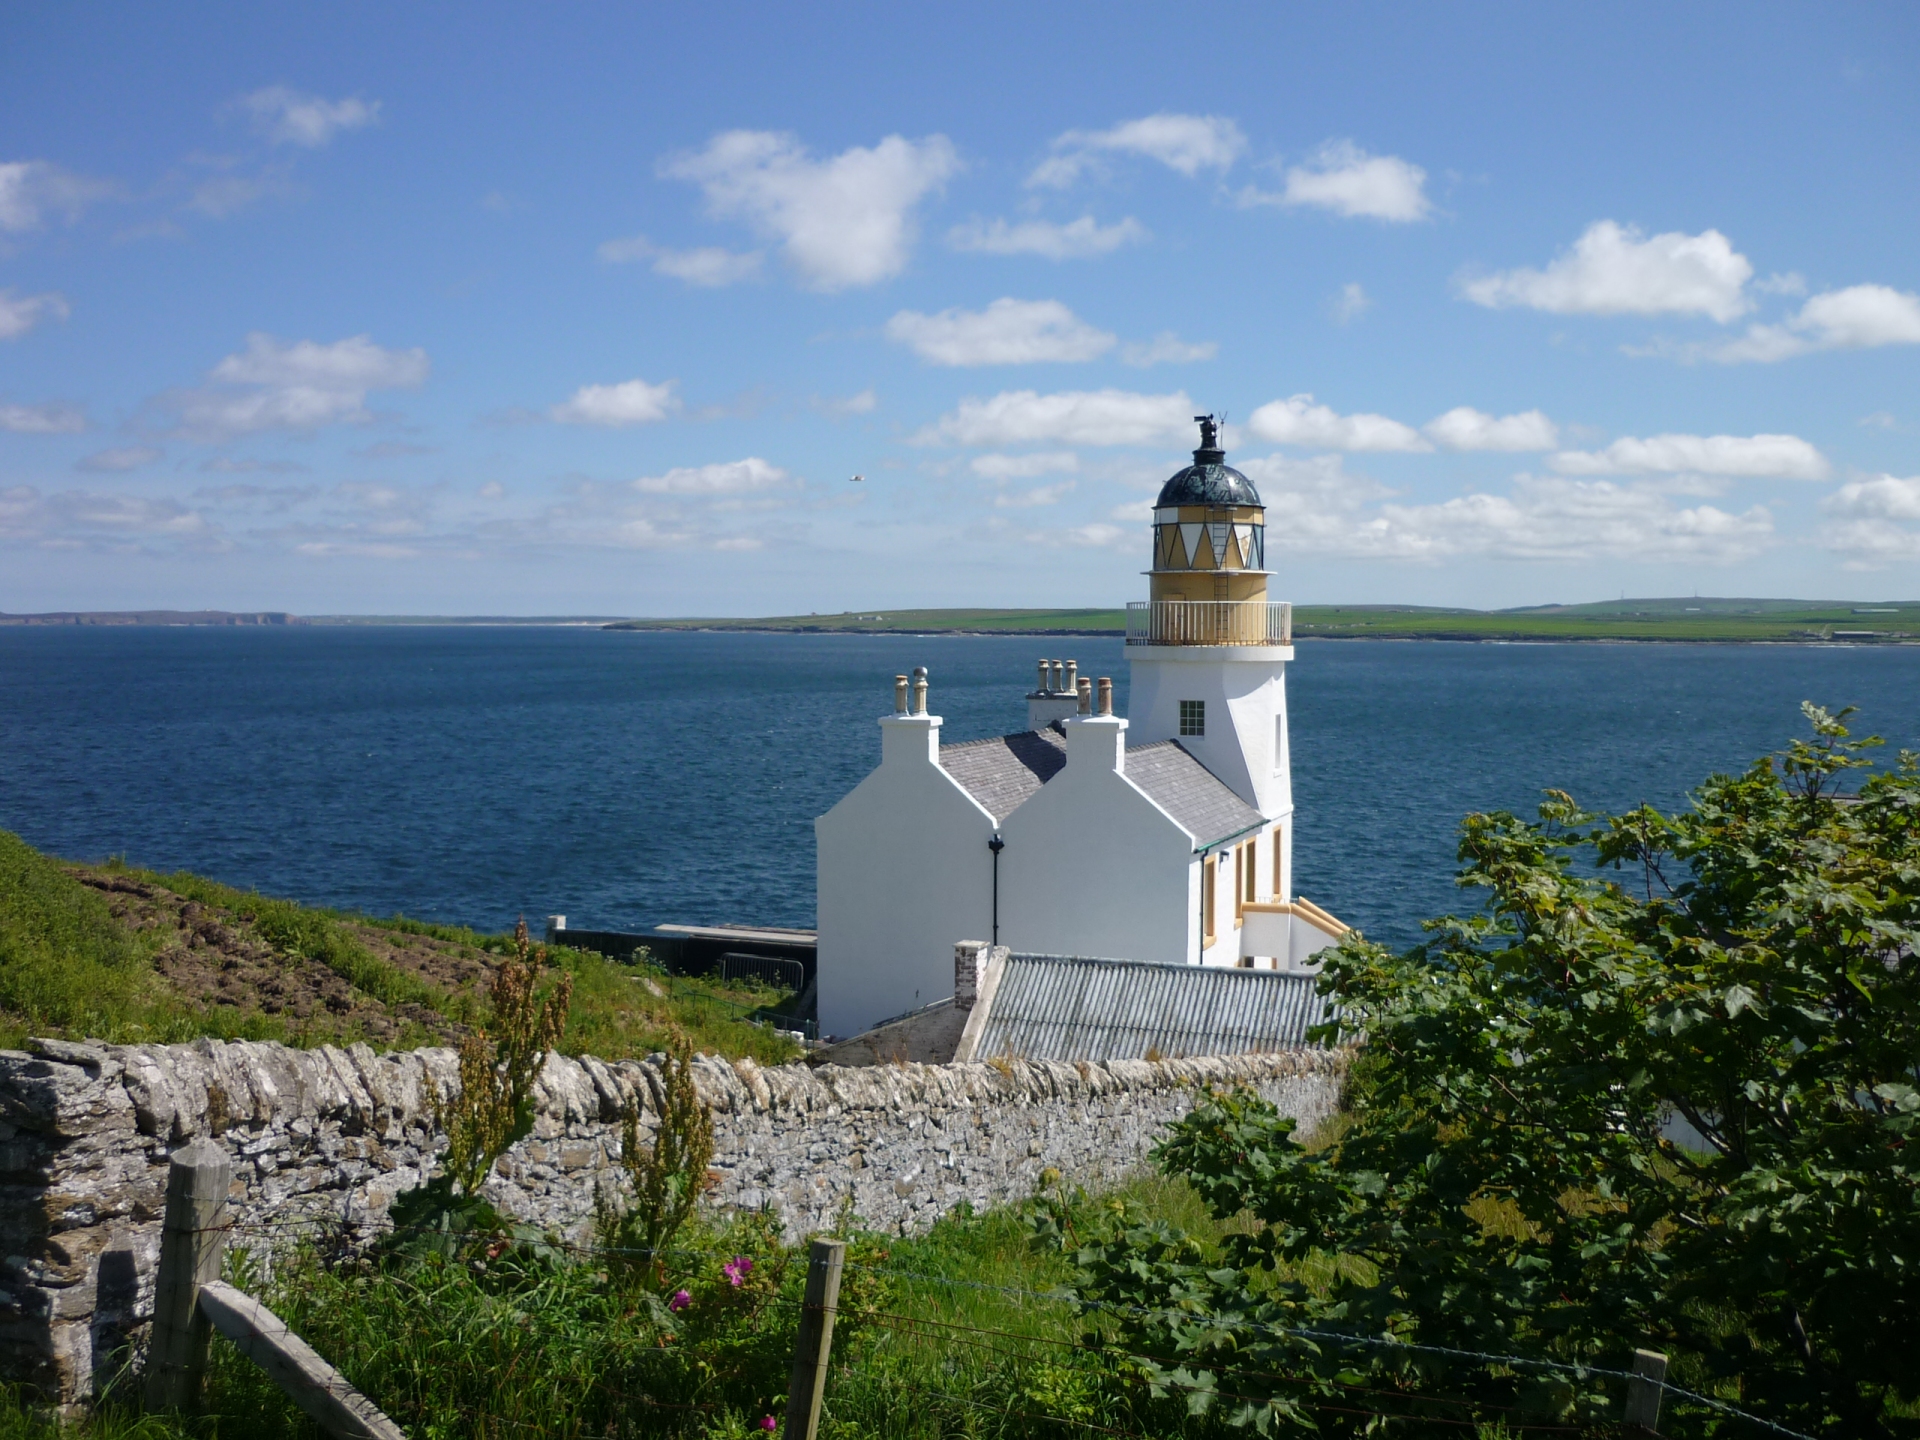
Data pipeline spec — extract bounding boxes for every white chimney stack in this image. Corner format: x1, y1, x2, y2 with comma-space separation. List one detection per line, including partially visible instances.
1026, 654, 1081, 731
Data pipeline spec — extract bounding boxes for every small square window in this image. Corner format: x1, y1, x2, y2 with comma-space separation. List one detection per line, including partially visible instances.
1179, 700, 1205, 737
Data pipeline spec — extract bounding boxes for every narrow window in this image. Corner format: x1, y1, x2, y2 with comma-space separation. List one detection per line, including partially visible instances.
1245, 839, 1258, 904
1179, 699, 1205, 737
1234, 845, 1244, 921
1202, 857, 1216, 946
1273, 715, 1284, 772
1272, 826, 1284, 897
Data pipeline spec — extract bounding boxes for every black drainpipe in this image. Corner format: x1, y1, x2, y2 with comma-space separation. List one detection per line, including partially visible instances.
989, 832, 1005, 946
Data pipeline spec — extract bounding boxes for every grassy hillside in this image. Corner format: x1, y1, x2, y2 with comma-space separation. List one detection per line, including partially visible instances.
0, 829, 801, 1063
608, 597, 1920, 644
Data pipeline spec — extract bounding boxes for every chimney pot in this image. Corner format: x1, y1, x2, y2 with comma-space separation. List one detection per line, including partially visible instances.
1097, 677, 1113, 716
1077, 677, 1092, 715
1050, 659, 1064, 693
894, 674, 909, 713
911, 665, 929, 715
1036, 659, 1049, 693
1064, 659, 1078, 693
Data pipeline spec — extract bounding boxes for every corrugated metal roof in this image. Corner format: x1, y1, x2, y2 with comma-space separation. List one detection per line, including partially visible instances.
1124, 741, 1267, 846
973, 952, 1330, 1063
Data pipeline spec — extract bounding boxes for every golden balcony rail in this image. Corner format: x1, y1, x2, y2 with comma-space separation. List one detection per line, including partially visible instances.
1125, 600, 1292, 647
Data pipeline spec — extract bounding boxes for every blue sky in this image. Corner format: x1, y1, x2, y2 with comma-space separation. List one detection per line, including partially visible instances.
3, 2, 1918, 615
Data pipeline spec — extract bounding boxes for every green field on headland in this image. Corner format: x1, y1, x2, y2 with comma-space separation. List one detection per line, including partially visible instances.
606, 596, 1920, 643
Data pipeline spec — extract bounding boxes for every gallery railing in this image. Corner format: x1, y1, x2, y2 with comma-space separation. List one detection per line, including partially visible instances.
1125, 600, 1292, 647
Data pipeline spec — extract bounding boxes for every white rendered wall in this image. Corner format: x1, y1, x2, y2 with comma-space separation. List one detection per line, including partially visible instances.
815, 714, 997, 1038
1127, 647, 1293, 821
997, 715, 1197, 966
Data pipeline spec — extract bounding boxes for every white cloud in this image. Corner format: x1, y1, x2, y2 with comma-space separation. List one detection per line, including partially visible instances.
814, 388, 878, 417
549, 378, 680, 427
1120, 332, 1216, 366
1819, 474, 1920, 566
1247, 394, 1430, 452
1461, 221, 1754, 322
0, 289, 70, 340
1859, 411, 1898, 430
970, 451, 1079, 479
1550, 432, 1828, 480
661, 130, 959, 291
947, 215, 1147, 259
1241, 141, 1431, 222
1331, 283, 1370, 324
77, 446, 162, 472
240, 87, 382, 147
632, 457, 792, 495
0, 401, 85, 434
1236, 453, 1771, 564
913, 389, 1194, 447
886, 298, 1114, 366
1703, 284, 1920, 363
1755, 271, 1807, 296
1423, 407, 1559, 452
597, 233, 763, 287
169, 333, 429, 439
993, 482, 1076, 507
1029, 114, 1245, 188
0, 161, 114, 232
0, 486, 211, 545
1825, 473, 1920, 522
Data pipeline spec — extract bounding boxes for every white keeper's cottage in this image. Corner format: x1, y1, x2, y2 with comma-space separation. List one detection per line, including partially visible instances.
816, 417, 1349, 1039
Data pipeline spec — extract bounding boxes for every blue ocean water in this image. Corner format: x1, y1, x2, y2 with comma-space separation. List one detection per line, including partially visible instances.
3, 626, 1918, 952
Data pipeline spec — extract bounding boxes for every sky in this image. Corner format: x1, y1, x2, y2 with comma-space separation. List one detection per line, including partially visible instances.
3, 2, 1919, 616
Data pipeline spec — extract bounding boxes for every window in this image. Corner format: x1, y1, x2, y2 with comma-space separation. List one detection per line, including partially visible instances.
1273, 715, 1285, 772
1202, 856, 1216, 946
1233, 845, 1243, 921
1179, 699, 1205, 736
1244, 839, 1258, 904
1273, 826, 1284, 897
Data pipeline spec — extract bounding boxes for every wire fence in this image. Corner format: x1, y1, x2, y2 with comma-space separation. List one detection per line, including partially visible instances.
192, 1210, 1821, 1440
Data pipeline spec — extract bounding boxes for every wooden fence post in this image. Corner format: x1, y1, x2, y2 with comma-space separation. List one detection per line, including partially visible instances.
1624, 1349, 1668, 1434
143, 1139, 233, 1412
784, 1238, 846, 1440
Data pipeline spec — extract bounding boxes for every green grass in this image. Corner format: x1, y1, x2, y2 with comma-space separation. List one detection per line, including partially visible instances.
604, 597, 1920, 644
0, 829, 802, 1065
0, 831, 304, 1051
3, 1175, 1240, 1440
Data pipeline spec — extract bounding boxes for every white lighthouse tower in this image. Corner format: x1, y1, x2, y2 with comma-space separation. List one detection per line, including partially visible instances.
1124, 415, 1296, 901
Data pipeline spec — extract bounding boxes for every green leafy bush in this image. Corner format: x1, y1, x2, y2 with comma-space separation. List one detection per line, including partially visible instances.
1051, 705, 1920, 1437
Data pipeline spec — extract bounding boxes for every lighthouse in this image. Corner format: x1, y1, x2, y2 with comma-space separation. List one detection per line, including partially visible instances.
814, 415, 1343, 1038
1124, 414, 1295, 898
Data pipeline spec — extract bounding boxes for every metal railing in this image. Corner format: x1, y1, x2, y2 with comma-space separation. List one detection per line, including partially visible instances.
1125, 599, 1292, 647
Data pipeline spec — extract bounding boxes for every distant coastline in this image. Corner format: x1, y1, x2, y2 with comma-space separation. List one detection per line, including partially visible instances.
9, 599, 1920, 644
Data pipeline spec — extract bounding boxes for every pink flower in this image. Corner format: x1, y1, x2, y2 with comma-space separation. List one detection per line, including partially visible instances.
668, 1289, 691, 1312
760, 1417, 777, 1432
723, 1255, 754, 1288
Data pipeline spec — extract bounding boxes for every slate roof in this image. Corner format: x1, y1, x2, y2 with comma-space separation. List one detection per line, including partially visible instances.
939, 727, 1266, 846
973, 952, 1330, 1063
939, 727, 1066, 821
1124, 740, 1268, 847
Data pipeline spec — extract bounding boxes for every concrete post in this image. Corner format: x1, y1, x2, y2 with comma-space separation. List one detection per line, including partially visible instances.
143, 1140, 232, 1413
784, 1238, 847, 1440
1624, 1349, 1667, 1433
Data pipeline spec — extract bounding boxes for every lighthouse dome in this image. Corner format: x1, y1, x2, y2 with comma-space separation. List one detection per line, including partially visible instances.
1153, 415, 1262, 508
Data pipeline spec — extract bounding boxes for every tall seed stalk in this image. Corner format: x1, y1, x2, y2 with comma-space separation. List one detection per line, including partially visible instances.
437, 917, 574, 1196
599, 1033, 715, 1286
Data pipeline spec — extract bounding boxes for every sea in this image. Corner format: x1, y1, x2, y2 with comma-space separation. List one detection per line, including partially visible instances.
4, 625, 1919, 953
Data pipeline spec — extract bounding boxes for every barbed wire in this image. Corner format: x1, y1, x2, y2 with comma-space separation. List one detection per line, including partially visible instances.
203, 1212, 1818, 1439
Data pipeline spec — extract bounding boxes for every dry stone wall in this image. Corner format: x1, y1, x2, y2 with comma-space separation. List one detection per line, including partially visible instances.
0, 1035, 1347, 1406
